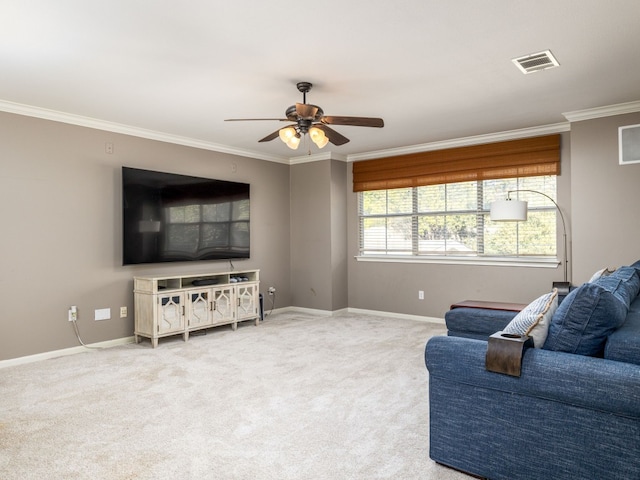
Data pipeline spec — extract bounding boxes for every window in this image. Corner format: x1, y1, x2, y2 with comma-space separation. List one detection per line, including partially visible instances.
358, 175, 557, 259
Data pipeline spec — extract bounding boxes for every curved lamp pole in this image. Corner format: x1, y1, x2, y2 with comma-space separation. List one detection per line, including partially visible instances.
490, 189, 569, 288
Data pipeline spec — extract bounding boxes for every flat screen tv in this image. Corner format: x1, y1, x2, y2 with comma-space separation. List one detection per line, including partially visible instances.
122, 167, 250, 265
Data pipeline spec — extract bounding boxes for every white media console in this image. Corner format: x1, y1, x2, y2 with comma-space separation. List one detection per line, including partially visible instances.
133, 269, 260, 348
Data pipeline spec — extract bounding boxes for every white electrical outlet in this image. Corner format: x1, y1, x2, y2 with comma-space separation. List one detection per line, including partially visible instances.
120, 306, 127, 318
68, 306, 77, 322
95, 308, 111, 321
418, 290, 424, 300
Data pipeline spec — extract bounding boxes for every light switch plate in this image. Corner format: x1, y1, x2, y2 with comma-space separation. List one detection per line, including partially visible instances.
95, 308, 111, 321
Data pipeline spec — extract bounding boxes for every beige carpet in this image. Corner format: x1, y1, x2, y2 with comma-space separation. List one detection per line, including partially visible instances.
0, 311, 473, 480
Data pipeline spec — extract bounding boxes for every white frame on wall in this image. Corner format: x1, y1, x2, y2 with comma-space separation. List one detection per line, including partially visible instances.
619, 124, 640, 165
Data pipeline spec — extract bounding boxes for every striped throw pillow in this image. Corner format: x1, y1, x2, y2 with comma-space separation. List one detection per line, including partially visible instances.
503, 289, 558, 348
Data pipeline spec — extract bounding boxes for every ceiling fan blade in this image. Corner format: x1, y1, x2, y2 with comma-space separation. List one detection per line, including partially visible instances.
320, 116, 384, 128
315, 124, 350, 146
258, 129, 282, 142
225, 118, 289, 122
296, 103, 319, 120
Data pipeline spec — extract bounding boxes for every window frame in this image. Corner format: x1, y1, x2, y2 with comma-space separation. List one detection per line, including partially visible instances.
356, 176, 560, 268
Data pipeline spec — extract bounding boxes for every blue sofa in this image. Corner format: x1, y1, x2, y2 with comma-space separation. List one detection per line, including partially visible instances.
425, 264, 640, 480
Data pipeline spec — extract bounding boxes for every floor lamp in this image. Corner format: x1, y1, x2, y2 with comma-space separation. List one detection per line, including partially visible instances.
490, 189, 570, 294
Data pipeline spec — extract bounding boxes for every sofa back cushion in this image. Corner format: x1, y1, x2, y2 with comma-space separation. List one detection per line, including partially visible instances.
605, 295, 640, 365
543, 283, 628, 356
592, 266, 640, 306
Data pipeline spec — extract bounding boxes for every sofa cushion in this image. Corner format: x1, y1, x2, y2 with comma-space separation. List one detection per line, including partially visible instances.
503, 289, 558, 347
543, 283, 628, 356
444, 308, 517, 340
605, 295, 640, 366
592, 266, 640, 307
632, 259, 640, 276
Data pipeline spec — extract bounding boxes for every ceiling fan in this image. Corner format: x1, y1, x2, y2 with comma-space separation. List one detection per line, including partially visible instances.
225, 82, 384, 150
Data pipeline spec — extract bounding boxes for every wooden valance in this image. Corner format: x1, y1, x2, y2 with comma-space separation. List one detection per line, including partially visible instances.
352, 134, 561, 192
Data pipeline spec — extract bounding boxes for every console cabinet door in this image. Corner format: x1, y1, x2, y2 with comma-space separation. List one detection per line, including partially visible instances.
236, 283, 258, 321
186, 289, 213, 329
156, 293, 185, 334
212, 286, 235, 325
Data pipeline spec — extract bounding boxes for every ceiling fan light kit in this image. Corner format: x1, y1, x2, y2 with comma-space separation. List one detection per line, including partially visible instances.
309, 126, 329, 148
225, 81, 384, 150
278, 126, 300, 149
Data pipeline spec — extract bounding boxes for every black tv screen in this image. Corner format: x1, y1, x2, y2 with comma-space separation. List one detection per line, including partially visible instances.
122, 167, 250, 265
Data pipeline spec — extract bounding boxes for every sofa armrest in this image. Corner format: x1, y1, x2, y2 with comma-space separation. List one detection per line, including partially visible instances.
425, 335, 640, 418
444, 307, 517, 340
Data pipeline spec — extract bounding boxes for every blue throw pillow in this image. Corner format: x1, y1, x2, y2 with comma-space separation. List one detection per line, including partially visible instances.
543, 283, 628, 356
593, 266, 640, 307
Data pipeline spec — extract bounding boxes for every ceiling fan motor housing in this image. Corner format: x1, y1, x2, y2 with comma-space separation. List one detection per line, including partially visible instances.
285, 104, 323, 122
297, 119, 313, 134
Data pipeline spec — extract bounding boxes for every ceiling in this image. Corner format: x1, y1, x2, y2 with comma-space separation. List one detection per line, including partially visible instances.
2, 1, 640, 162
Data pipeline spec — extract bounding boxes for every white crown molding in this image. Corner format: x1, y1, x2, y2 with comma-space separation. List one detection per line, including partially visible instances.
0, 99, 290, 164
563, 100, 640, 122
289, 151, 333, 165
10, 97, 640, 165
288, 151, 349, 165
346, 122, 571, 162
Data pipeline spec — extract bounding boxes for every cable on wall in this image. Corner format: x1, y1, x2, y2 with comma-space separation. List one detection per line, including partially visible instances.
266, 293, 276, 317
70, 316, 102, 350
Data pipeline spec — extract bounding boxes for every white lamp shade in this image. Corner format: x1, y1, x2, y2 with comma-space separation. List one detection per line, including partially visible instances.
490, 199, 528, 221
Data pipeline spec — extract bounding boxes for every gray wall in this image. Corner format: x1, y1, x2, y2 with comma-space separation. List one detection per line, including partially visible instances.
290, 159, 348, 311
0, 112, 291, 361
570, 112, 640, 282
3, 108, 639, 361
330, 160, 348, 310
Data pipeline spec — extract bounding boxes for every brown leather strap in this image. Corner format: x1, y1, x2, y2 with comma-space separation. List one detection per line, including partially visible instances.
485, 331, 534, 377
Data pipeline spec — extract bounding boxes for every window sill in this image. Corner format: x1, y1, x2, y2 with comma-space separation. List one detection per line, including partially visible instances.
355, 255, 560, 269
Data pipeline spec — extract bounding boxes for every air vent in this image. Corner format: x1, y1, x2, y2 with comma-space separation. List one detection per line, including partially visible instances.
512, 50, 559, 74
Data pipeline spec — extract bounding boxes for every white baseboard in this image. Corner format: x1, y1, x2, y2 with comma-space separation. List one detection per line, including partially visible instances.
0, 336, 136, 369
267, 305, 444, 324
263, 306, 335, 317
346, 307, 445, 324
